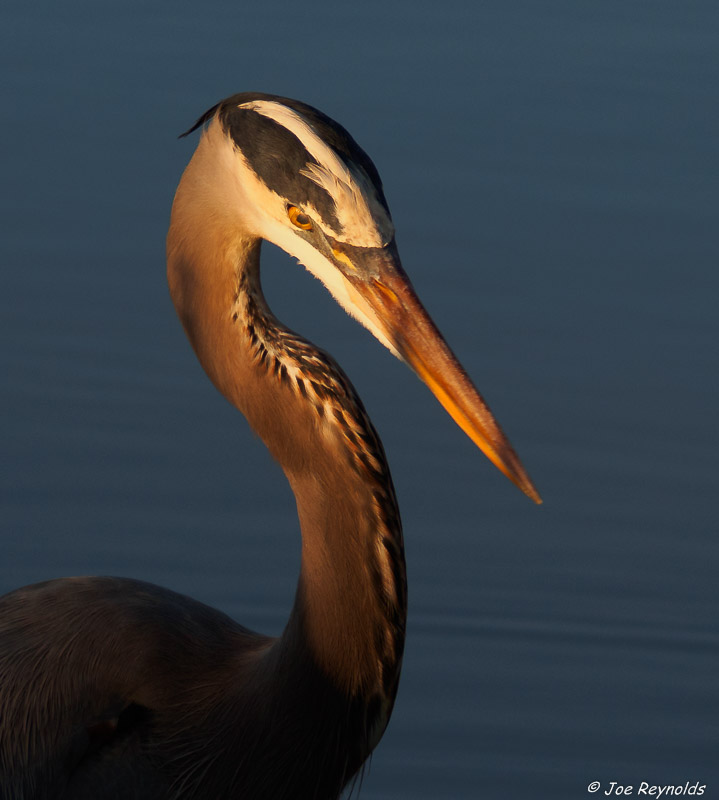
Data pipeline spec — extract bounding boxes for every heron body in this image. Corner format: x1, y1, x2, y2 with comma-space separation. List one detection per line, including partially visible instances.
0, 93, 539, 799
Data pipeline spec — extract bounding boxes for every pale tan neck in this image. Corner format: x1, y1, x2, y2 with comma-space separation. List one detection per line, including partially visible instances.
166, 136, 406, 702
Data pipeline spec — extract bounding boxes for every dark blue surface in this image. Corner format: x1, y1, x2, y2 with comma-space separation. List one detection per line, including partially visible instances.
2, 1, 718, 797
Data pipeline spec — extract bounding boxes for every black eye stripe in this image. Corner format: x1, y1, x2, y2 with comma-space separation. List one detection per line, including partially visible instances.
222, 107, 342, 232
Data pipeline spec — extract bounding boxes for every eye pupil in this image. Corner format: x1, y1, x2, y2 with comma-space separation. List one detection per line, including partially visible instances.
288, 205, 313, 230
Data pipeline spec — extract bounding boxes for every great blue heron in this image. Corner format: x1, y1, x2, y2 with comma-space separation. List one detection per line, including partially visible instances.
0, 93, 540, 799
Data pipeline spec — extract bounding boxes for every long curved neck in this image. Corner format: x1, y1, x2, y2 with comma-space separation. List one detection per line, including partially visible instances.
166, 134, 407, 712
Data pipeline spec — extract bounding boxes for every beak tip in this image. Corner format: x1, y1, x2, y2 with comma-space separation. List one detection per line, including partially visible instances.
528, 488, 543, 505
513, 475, 542, 505
518, 470, 543, 505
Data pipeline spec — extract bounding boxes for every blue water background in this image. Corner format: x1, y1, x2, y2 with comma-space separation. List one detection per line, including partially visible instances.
2, 1, 718, 797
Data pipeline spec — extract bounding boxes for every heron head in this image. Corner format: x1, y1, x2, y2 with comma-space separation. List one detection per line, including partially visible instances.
192, 93, 401, 355
183, 93, 541, 503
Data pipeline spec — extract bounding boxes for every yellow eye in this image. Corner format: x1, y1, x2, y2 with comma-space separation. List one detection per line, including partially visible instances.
288, 205, 313, 231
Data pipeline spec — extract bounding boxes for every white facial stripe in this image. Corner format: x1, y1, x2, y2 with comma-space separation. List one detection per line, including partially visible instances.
237, 100, 394, 248
260, 215, 400, 359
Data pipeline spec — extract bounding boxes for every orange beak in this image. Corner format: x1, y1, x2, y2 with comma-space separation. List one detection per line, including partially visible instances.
345, 247, 542, 504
